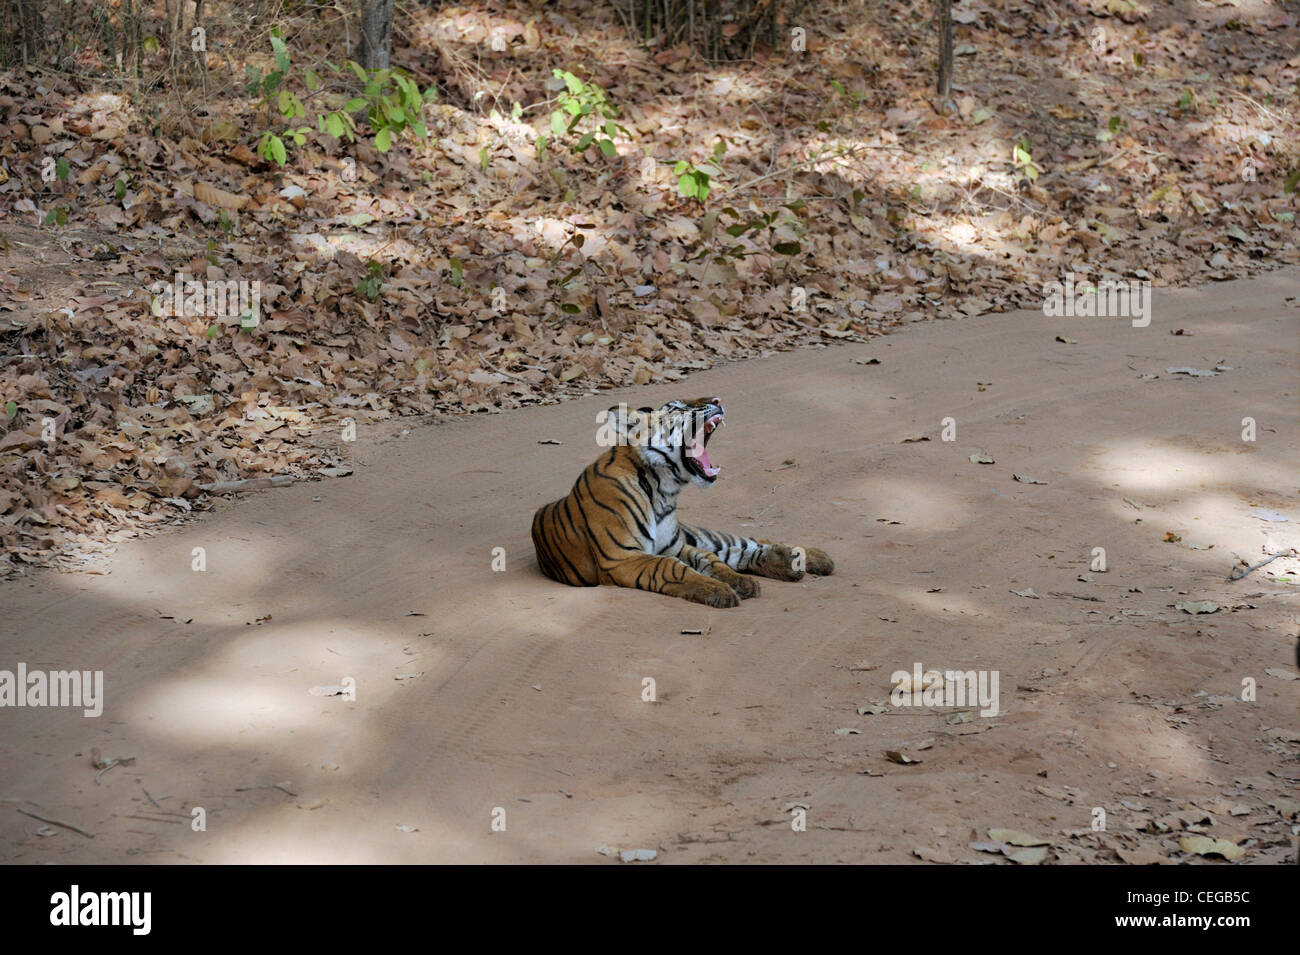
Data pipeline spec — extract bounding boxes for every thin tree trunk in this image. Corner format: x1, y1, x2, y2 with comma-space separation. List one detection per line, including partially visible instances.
936, 0, 953, 97
15, 0, 45, 63
360, 0, 395, 70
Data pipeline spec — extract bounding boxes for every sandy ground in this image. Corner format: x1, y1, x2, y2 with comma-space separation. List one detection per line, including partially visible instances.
2, 270, 1298, 864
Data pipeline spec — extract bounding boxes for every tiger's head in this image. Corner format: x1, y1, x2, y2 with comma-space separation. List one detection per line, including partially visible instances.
603, 396, 726, 488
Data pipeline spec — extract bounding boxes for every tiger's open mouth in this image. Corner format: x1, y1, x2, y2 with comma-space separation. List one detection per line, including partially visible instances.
685, 411, 724, 482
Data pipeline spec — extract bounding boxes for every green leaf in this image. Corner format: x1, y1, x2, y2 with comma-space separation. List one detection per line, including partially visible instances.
375, 127, 392, 153
264, 134, 287, 166
773, 241, 801, 255
344, 98, 367, 112
114, 178, 127, 201
326, 112, 345, 138
559, 302, 581, 314
55, 157, 69, 181
598, 138, 617, 158
551, 111, 567, 137
449, 257, 464, 287
305, 69, 320, 92
479, 145, 490, 172
552, 267, 582, 288
4, 400, 16, 421
1286, 169, 1300, 194
575, 131, 594, 152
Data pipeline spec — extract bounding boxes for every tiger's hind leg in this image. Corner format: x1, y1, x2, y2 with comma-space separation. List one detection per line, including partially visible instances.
750, 541, 835, 581
602, 554, 740, 607
679, 524, 835, 582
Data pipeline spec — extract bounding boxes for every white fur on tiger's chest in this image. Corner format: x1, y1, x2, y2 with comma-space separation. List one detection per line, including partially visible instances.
650, 512, 680, 556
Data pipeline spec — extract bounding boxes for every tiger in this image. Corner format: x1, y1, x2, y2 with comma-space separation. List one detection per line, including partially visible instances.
531, 396, 835, 607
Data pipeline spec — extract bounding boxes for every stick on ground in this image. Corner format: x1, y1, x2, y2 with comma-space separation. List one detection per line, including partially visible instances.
16, 807, 95, 838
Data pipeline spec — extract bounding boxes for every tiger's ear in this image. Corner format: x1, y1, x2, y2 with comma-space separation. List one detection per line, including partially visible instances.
598, 403, 640, 447
598, 403, 656, 447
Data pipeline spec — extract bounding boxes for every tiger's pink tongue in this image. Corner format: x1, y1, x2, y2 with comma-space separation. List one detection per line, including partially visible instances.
691, 436, 719, 476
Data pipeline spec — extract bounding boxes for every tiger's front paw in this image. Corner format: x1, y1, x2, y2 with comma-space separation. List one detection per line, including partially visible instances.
686, 581, 741, 608
725, 572, 761, 599
802, 547, 835, 576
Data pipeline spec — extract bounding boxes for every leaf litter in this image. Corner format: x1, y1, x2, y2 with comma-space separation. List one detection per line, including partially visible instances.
0, 1, 1297, 575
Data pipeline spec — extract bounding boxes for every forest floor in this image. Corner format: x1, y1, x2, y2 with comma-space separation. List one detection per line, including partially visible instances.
1, 0, 1298, 572
1, 269, 1296, 864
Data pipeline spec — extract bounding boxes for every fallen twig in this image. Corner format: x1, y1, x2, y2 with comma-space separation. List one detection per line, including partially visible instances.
235, 783, 298, 797
1228, 548, 1297, 582
1228, 91, 1299, 128
730, 144, 887, 194
124, 814, 185, 825
198, 475, 297, 494
16, 807, 94, 838
91, 746, 136, 783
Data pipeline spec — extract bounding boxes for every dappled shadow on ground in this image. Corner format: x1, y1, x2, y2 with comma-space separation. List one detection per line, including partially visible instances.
2, 271, 1296, 863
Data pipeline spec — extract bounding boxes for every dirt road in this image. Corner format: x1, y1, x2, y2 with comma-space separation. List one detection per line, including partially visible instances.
2, 270, 1298, 863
